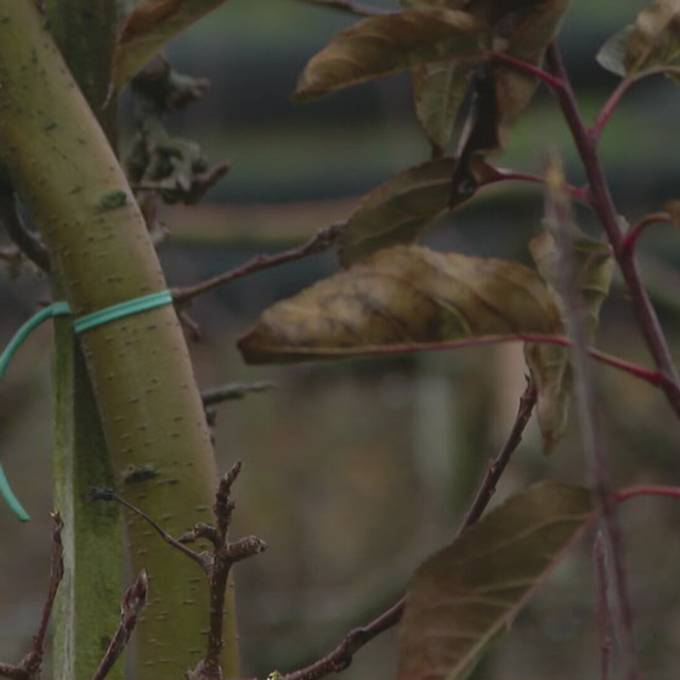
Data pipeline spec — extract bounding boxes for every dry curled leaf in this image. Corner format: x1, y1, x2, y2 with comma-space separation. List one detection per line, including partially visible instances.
238, 244, 560, 363
112, 0, 229, 91
525, 228, 614, 453
397, 481, 592, 680
664, 199, 680, 226
597, 0, 680, 78
294, 9, 490, 99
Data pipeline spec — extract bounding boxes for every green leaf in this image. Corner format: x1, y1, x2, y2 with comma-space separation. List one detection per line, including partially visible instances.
112, 0, 229, 91
597, 1, 680, 78
525, 229, 614, 453
238, 245, 561, 363
338, 158, 494, 266
485, 0, 570, 129
294, 9, 490, 99
397, 482, 592, 680
411, 60, 474, 152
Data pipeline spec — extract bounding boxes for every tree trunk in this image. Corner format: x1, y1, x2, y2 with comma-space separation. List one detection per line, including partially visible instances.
0, 3, 238, 677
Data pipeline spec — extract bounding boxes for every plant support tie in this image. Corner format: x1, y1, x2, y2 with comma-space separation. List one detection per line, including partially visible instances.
0, 290, 173, 521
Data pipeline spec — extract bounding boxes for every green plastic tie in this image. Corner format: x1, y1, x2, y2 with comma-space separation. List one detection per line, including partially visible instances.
1, 291, 172, 520
73, 290, 173, 334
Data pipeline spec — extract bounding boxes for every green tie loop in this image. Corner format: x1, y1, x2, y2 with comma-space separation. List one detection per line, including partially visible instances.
1, 290, 173, 520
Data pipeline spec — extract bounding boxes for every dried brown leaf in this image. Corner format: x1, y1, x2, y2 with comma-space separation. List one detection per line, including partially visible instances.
664, 199, 680, 226
397, 481, 592, 680
112, 0, 228, 91
294, 9, 490, 99
597, 0, 680, 78
238, 245, 560, 363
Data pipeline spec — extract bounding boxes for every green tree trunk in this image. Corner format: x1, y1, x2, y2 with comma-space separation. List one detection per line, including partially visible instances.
0, 3, 238, 677
45, 3, 124, 679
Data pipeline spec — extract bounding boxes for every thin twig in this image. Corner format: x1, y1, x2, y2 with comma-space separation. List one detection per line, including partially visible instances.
90, 488, 210, 573
594, 532, 613, 680
543, 151, 638, 680
545, 42, 680, 418
94, 466, 265, 680
279, 382, 538, 680
201, 381, 275, 407
460, 379, 537, 529
481, 164, 591, 204
622, 212, 673, 256
89, 571, 149, 680
186, 462, 267, 680
591, 66, 680, 141
0, 514, 64, 680
172, 223, 342, 304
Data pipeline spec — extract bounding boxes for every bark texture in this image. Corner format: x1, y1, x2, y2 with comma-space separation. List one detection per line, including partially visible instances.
0, 3, 238, 677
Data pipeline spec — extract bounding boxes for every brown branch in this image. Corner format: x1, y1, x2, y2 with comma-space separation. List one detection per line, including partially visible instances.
459, 379, 537, 529
201, 381, 275, 407
0, 664, 26, 680
89, 571, 149, 680
188, 462, 267, 680
543, 151, 638, 680
545, 43, 680, 418
94, 464, 265, 680
90, 488, 210, 573
0, 513, 64, 680
480, 163, 591, 205
171, 223, 343, 304
278, 381, 538, 680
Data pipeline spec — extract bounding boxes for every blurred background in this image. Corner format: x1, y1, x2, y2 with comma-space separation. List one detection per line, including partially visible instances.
2, 0, 680, 678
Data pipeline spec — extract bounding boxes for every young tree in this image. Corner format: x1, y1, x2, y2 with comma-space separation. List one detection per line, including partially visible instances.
2, 1, 680, 680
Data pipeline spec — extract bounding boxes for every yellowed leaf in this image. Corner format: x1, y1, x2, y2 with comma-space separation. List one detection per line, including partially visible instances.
238, 245, 560, 363
598, 1, 680, 78
112, 0, 228, 91
664, 199, 680, 226
294, 9, 490, 99
398, 482, 592, 680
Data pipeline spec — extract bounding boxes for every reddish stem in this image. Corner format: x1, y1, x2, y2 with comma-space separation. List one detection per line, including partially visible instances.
482, 165, 591, 204
616, 485, 680, 504
545, 43, 680, 418
591, 67, 680, 142
622, 212, 673, 256
488, 51, 565, 91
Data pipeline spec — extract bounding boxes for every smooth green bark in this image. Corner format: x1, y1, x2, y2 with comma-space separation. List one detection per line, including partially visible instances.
45, 3, 123, 679
0, 3, 238, 677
